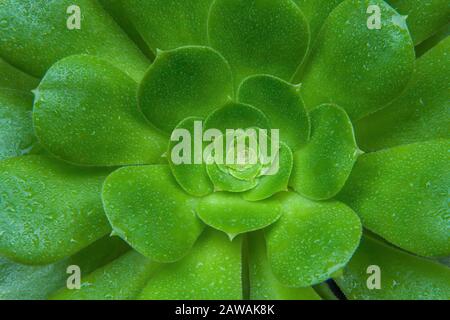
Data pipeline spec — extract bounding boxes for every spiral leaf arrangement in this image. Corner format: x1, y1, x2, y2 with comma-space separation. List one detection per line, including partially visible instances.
0, 0, 449, 300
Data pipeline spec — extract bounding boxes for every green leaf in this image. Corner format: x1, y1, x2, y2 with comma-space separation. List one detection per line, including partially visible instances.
266, 192, 362, 287
290, 104, 360, 200
386, 0, 450, 45
98, 0, 154, 59
292, 0, 345, 39
208, 0, 310, 83
168, 117, 214, 197
300, 0, 415, 120
0, 89, 39, 161
237, 74, 310, 151
243, 142, 293, 201
33, 55, 167, 166
197, 193, 282, 237
0, 236, 129, 300
335, 235, 450, 300
204, 102, 270, 132
356, 37, 450, 151
0, 0, 148, 81
0, 58, 39, 91
138, 46, 233, 133
138, 229, 243, 300
51, 251, 157, 300
116, 0, 213, 52
338, 140, 450, 257
415, 24, 449, 57
248, 232, 321, 300
102, 165, 204, 263
0, 155, 111, 265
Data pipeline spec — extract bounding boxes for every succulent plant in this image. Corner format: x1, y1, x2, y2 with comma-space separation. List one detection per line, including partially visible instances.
0, 0, 449, 300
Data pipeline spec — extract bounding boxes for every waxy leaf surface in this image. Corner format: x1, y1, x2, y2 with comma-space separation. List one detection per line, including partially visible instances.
336, 235, 450, 300
0, 155, 111, 265
34, 55, 167, 166
102, 165, 204, 263
339, 140, 450, 257
139, 230, 243, 300
301, 0, 415, 120
266, 193, 362, 287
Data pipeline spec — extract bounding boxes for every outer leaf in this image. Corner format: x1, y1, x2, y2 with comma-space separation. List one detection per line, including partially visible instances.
266, 192, 362, 287
102, 165, 204, 263
33, 55, 167, 166
197, 193, 281, 237
51, 251, 157, 300
290, 104, 360, 200
338, 140, 450, 257
248, 232, 321, 300
335, 235, 450, 300
238, 75, 310, 151
0, 0, 148, 81
0, 58, 39, 91
139, 229, 243, 300
300, 0, 415, 120
208, 0, 310, 83
0, 155, 111, 265
356, 37, 450, 151
292, 0, 345, 39
138, 46, 233, 133
0, 236, 129, 300
386, 0, 450, 45
117, 0, 213, 52
0, 89, 39, 161
169, 117, 214, 197
98, 0, 154, 59
415, 24, 449, 57
243, 142, 293, 201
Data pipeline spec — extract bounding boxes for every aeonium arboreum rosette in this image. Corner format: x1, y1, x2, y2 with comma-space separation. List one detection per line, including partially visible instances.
0, 0, 449, 300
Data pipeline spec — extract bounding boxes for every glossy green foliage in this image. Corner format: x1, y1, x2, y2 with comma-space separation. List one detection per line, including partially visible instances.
118, 0, 213, 52
0, 89, 38, 161
0, 58, 39, 91
102, 165, 204, 263
0, 236, 129, 300
266, 193, 362, 287
51, 251, 157, 300
301, 0, 415, 120
386, 0, 450, 45
0, 155, 111, 265
139, 46, 233, 133
339, 140, 450, 257
97, 0, 154, 59
33, 55, 167, 166
208, 0, 310, 82
0, 0, 448, 301
169, 117, 214, 197
238, 75, 310, 151
356, 37, 450, 151
290, 104, 360, 200
248, 232, 321, 300
139, 230, 243, 300
293, 0, 345, 39
0, 0, 148, 81
197, 193, 282, 237
336, 235, 450, 300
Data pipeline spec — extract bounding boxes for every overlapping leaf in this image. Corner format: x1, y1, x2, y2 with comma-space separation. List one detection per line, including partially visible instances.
0, 155, 111, 264
33, 55, 167, 166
